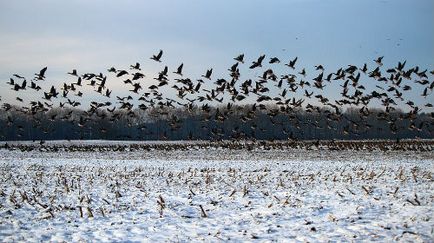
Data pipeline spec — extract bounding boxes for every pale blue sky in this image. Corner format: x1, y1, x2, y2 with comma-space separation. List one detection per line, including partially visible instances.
0, 0, 432, 107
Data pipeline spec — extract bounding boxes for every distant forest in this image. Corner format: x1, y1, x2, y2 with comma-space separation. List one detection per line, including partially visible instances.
1, 105, 432, 141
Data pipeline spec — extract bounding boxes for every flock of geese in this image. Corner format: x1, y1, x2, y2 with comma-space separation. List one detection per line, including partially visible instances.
2, 49, 434, 141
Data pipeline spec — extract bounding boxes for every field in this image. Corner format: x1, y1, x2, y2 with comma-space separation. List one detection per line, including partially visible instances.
0, 140, 433, 242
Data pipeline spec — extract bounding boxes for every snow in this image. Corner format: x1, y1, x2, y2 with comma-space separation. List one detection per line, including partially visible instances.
0, 141, 433, 242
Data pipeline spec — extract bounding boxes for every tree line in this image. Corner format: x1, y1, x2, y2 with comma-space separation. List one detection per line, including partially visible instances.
0, 104, 432, 141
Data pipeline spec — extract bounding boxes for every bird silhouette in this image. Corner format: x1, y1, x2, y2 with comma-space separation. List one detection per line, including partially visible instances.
269, 57, 280, 64
375, 56, 384, 66
173, 63, 184, 76
35, 67, 48, 80
116, 70, 128, 77
130, 63, 141, 70
234, 54, 244, 63
285, 57, 298, 69
151, 50, 163, 62
250, 55, 265, 69
202, 68, 213, 80
68, 69, 78, 76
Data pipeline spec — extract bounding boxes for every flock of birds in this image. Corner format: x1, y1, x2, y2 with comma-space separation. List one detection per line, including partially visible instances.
2, 49, 434, 141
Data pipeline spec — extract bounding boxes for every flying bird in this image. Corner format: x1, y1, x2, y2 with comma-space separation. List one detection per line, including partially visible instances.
202, 68, 213, 80
234, 54, 244, 63
250, 55, 265, 69
116, 70, 128, 77
374, 56, 384, 66
35, 67, 48, 80
173, 63, 184, 76
285, 57, 298, 69
68, 69, 78, 76
130, 63, 141, 70
269, 57, 280, 64
151, 50, 163, 62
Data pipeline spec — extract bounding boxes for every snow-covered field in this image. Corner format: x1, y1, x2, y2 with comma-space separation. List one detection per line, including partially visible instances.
0, 141, 433, 242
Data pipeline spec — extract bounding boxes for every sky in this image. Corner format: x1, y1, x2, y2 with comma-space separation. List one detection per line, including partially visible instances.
0, 0, 433, 107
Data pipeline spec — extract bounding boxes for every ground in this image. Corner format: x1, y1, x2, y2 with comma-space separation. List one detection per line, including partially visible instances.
0, 141, 433, 242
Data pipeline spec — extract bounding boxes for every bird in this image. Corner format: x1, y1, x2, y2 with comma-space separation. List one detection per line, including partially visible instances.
374, 56, 384, 66
315, 65, 324, 71
74, 77, 82, 86
228, 63, 239, 73
285, 57, 298, 69
130, 83, 142, 93
132, 72, 145, 81
13, 74, 26, 80
202, 68, 213, 80
30, 81, 41, 91
68, 69, 78, 76
151, 50, 163, 62
360, 63, 368, 73
269, 57, 280, 64
116, 70, 128, 77
304, 90, 313, 98
173, 63, 184, 76
130, 63, 141, 70
234, 54, 244, 63
7, 78, 15, 86
35, 67, 48, 80
159, 66, 169, 76
250, 55, 265, 69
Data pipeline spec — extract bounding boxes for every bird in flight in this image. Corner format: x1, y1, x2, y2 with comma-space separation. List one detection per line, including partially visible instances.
234, 54, 244, 63
151, 50, 163, 62
250, 55, 265, 69
374, 56, 384, 66
285, 57, 298, 69
202, 68, 213, 80
173, 63, 184, 76
35, 67, 48, 80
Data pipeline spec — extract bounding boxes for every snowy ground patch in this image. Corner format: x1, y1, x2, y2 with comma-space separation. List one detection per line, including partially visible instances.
0, 141, 433, 242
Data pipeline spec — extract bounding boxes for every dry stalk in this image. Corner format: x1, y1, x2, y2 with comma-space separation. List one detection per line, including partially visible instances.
346, 187, 356, 195
199, 205, 207, 218
78, 206, 83, 218
189, 188, 196, 196
414, 193, 421, 206
87, 207, 94, 218
411, 170, 418, 183
377, 169, 386, 178
392, 187, 399, 197
243, 185, 249, 197
362, 186, 372, 195
157, 195, 166, 217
